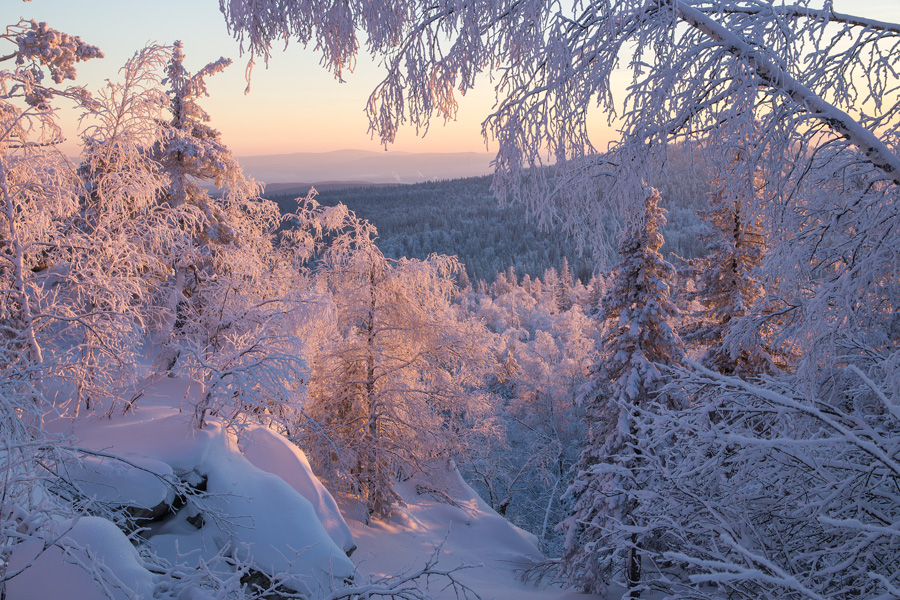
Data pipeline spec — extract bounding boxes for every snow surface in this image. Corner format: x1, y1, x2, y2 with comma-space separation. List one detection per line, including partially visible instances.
13, 374, 598, 600
7, 516, 157, 600
26, 374, 355, 598
238, 423, 356, 555
60, 453, 176, 512
346, 463, 600, 600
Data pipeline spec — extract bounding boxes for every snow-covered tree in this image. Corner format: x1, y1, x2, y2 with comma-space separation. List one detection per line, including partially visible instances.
0, 16, 106, 594
681, 119, 773, 375
555, 258, 575, 313
1, 18, 101, 382
560, 186, 683, 595
73, 42, 295, 427
147, 41, 273, 372
585, 273, 605, 316
154, 40, 254, 209
55, 44, 181, 415
290, 199, 495, 515
627, 358, 900, 599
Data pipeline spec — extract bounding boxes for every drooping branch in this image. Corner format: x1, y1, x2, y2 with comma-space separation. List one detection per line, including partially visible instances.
672, 0, 900, 186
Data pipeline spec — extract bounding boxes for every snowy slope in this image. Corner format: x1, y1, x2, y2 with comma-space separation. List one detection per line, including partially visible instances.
8, 375, 355, 600
346, 464, 600, 600
7, 373, 597, 600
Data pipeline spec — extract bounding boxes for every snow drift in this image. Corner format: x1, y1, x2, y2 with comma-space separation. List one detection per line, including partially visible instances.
8, 375, 355, 600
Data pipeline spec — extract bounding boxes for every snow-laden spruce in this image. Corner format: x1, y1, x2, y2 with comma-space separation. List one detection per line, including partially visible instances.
560, 186, 683, 596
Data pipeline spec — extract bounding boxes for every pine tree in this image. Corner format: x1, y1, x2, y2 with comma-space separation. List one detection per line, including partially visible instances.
541, 267, 560, 314
457, 267, 472, 292
561, 186, 683, 596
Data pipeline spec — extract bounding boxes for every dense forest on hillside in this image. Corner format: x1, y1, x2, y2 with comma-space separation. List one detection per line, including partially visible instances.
266, 173, 711, 282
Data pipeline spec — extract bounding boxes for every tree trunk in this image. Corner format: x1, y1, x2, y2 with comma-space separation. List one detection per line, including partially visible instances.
364, 261, 379, 513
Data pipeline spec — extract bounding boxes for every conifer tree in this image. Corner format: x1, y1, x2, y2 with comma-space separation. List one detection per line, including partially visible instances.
154, 41, 254, 213
561, 186, 682, 596
541, 267, 560, 314
692, 125, 785, 375
555, 257, 575, 312
149, 42, 279, 376
697, 180, 764, 369
585, 274, 604, 316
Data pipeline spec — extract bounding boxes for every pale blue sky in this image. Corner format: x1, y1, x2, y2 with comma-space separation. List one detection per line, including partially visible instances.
12, 0, 900, 157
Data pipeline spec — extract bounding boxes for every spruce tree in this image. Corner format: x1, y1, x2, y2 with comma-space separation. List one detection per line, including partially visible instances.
150, 42, 276, 373
693, 134, 779, 375
555, 257, 575, 312
561, 186, 683, 596
154, 41, 255, 214
586, 274, 604, 316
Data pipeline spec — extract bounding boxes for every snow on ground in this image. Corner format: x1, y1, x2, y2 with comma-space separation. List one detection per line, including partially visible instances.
7, 516, 158, 600
14, 374, 355, 600
345, 463, 600, 600
11, 373, 599, 600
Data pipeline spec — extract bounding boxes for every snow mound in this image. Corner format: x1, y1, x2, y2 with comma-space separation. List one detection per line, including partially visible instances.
60, 453, 175, 514
6, 516, 156, 600
192, 423, 354, 594
21, 374, 355, 599
239, 423, 356, 555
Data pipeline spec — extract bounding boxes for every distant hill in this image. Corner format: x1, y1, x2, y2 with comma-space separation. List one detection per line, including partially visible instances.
237, 149, 494, 185
262, 181, 393, 195
265, 173, 710, 283
267, 176, 598, 283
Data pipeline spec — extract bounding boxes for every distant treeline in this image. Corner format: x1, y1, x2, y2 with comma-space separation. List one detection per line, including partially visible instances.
266, 174, 709, 283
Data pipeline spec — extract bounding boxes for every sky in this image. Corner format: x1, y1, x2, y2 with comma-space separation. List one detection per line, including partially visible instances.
13, 0, 900, 158
16, 0, 503, 157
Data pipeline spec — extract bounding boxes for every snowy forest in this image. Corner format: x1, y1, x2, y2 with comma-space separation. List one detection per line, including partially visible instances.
265, 163, 710, 283
2, 1, 900, 600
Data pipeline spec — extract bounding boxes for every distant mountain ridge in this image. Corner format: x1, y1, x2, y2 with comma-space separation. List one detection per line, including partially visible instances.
262, 181, 393, 196
236, 149, 494, 185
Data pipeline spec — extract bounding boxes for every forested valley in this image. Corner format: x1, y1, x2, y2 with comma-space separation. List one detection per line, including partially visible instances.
265, 165, 710, 284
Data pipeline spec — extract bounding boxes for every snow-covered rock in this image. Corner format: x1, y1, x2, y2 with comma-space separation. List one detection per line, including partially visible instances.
60, 453, 175, 521
193, 423, 354, 593
30, 375, 355, 598
239, 424, 356, 555
6, 516, 157, 600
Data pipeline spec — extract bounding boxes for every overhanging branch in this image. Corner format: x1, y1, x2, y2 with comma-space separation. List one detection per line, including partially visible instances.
673, 0, 900, 187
